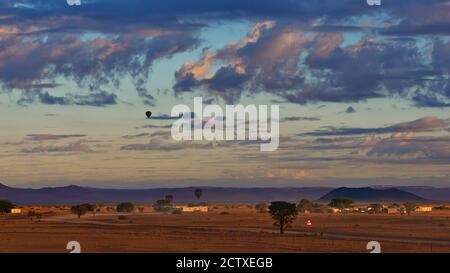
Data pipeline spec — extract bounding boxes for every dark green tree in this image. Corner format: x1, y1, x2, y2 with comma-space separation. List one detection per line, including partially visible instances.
297, 199, 314, 213
165, 195, 174, 203
269, 201, 298, 234
28, 210, 36, 221
255, 203, 268, 213
116, 202, 135, 213
71, 205, 88, 219
0, 200, 15, 213
328, 198, 354, 209
404, 202, 417, 215
153, 199, 173, 212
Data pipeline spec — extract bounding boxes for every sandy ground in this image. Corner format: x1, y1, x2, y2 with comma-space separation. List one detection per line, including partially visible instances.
0, 205, 449, 253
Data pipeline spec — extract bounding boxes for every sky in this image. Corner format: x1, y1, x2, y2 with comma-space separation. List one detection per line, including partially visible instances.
0, 0, 450, 188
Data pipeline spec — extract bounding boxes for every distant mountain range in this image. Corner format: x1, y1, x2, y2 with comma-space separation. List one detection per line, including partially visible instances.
0, 183, 448, 205
0, 183, 330, 205
318, 187, 429, 203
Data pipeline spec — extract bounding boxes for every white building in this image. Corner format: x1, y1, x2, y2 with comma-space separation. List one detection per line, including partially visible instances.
415, 206, 433, 212
176, 206, 209, 212
387, 208, 399, 214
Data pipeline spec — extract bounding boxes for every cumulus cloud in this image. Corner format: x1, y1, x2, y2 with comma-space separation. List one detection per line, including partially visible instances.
1, 0, 450, 107
0, 15, 199, 106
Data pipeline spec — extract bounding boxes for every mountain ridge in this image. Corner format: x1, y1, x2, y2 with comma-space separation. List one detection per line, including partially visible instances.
0, 183, 447, 205
318, 187, 429, 203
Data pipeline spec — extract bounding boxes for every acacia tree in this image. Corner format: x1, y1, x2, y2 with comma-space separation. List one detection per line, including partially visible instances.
269, 201, 298, 234
370, 204, 383, 214
116, 202, 135, 213
255, 203, 268, 213
404, 202, 417, 215
328, 198, 354, 210
0, 200, 15, 213
28, 210, 36, 221
71, 205, 87, 219
297, 199, 313, 213
165, 195, 174, 203
81, 203, 96, 216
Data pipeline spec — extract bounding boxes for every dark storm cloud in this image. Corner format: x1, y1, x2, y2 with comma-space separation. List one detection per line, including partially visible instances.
301, 117, 450, 137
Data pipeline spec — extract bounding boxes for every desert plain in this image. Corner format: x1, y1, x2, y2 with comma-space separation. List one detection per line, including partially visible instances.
0, 205, 449, 253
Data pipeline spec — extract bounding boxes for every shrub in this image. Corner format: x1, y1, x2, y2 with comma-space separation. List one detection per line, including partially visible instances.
71, 205, 87, 219
153, 199, 173, 212
116, 202, 135, 213
255, 203, 268, 213
172, 209, 182, 214
0, 200, 15, 213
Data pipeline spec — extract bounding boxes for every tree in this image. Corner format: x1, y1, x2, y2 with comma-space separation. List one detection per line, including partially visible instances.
71, 205, 87, 219
80, 203, 96, 215
153, 199, 173, 212
370, 203, 383, 214
269, 201, 298, 234
165, 195, 174, 203
313, 203, 329, 214
255, 203, 268, 213
404, 202, 417, 215
297, 199, 313, 213
116, 202, 135, 213
28, 210, 36, 221
0, 200, 15, 213
328, 198, 354, 210
194, 189, 203, 199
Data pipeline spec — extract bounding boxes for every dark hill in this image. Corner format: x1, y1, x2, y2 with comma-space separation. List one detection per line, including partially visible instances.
318, 187, 429, 203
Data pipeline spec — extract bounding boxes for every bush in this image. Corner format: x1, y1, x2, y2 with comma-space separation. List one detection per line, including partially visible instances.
328, 198, 354, 209
116, 202, 135, 213
255, 203, 268, 213
0, 200, 15, 213
220, 211, 230, 215
172, 209, 182, 214
71, 205, 88, 218
118, 215, 127, 220
153, 199, 173, 212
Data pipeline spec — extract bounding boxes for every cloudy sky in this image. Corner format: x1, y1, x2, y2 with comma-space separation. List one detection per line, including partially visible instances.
0, 0, 449, 188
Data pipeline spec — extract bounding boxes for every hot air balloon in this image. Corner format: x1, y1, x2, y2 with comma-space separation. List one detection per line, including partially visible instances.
145, 111, 152, 118
194, 189, 203, 200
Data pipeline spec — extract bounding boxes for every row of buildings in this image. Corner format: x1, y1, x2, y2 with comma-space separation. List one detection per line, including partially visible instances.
328, 205, 433, 214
